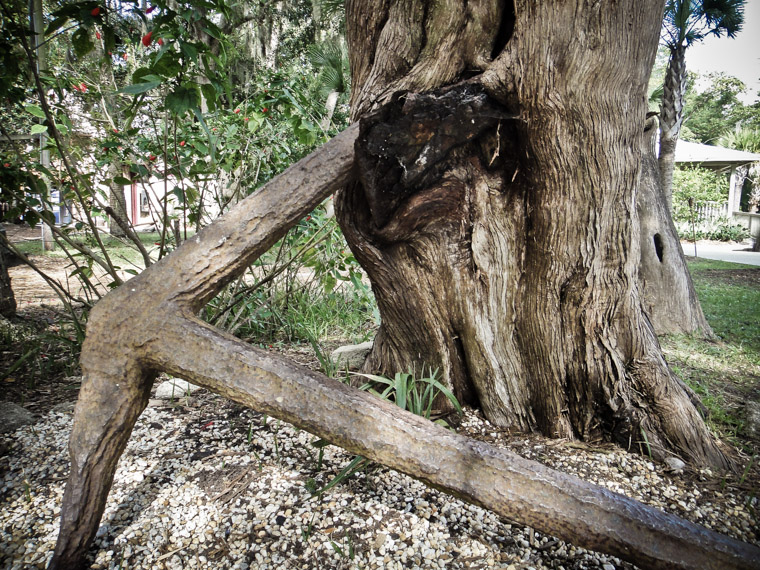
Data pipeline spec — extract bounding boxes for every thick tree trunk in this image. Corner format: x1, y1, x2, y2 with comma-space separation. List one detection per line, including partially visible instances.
638, 115, 713, 336
338, 0, 729, 467
658, 45, 687, 208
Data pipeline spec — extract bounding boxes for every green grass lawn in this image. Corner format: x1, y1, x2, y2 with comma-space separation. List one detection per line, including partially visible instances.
661, 258, 760, 450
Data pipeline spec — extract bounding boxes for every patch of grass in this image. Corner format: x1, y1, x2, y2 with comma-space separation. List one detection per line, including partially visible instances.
687, 258, 760, 362
661, 258, 760, 449
10, 230, 165, 266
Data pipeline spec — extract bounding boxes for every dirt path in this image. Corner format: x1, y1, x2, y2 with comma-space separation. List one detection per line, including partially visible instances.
4, 224, 112, 307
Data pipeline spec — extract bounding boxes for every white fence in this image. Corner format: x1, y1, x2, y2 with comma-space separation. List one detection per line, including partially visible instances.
693, 201, 727, 222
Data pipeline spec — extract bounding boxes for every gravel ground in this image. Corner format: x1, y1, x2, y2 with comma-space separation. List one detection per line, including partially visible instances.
1, 390, 758, 570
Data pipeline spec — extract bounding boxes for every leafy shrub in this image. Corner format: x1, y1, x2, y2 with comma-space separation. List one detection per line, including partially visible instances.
700, 221, 750, 242
672, 166, 727, 223
677, 217, 750, 242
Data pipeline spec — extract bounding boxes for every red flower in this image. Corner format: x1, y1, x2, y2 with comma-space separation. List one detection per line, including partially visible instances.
113, 128, 119, 133
91, 6, 100, 16
142, 31, 153, 47
262, 107, 268, 113
96, 31, 101, 39
149, 154, 157, 161
244, 117, 249, 121
3, 163, 10, 168
234, 108, 241, 114
146, 6, 155, 13
80, 83, 87, 92
123, 53, 128, 60
179, 140, 185, 147
157, 38, 164, 46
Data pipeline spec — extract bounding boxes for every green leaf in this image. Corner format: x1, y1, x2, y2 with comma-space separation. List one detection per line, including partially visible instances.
30, 124, 48, 135
112, 176, 132, 185
322, 273, 337, 294
45, 16, 69, 36
179, 40, 198, 62
152, 53, 182, 78
24, 105, 45, 119
165, 85, 198, 116
40, 210, 56, 226
71, 27, 94, 57
200, 83, 217, 111
103, 25, 117, 55
119, 81, 162, 95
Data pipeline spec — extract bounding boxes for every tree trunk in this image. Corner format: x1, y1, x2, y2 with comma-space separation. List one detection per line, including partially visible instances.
638, 115, 713, 336
107, 163, 128, 237
658, 44, 687, 208
0, 225, 16, 317
337, 0, 729, 468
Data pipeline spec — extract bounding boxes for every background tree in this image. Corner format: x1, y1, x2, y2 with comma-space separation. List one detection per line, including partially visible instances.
658, 0, 744, 208
683, 72, 747, 144
336, 0, 729, 467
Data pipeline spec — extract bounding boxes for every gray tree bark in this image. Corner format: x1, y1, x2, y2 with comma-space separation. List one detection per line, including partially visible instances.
638, 114, 713, 336
337, 0, 728, 467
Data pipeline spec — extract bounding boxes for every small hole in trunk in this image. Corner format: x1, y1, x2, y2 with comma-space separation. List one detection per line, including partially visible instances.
653, 233, 664, 263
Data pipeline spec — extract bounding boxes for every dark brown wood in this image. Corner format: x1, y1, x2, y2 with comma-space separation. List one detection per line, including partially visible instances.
0, 226, 17, 317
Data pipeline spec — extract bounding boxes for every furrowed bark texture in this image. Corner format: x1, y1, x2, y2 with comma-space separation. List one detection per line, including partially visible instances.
338, 0, 730, 468
49, 120, 760, 570
638, 115, 713, 337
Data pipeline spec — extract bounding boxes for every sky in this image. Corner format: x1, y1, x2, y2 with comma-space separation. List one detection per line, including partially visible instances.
686, 0, 760, 104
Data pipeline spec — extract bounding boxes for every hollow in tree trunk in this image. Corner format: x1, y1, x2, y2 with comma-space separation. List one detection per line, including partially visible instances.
336, 0, 731, 468
637, 114, 713, 337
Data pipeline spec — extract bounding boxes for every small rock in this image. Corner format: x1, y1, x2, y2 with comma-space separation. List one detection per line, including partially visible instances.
330, 341, 373, 371
603, 564, 616, 570
372, 533, 387, 549
664, 457, 686, 472
0, 401, 35, 433
154, 379, 202, 399
744, 401, 760, 439
50, 401, 76, 414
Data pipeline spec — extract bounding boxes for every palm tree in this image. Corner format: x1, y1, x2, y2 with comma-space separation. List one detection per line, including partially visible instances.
658, 0, 744, 209
307, 39, 349, 131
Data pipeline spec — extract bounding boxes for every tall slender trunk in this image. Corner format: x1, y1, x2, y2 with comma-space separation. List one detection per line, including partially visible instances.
107, 164, 129, 236
658, 44, 687, 208
337, 0, 730, 468
0, 226, 16, 317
